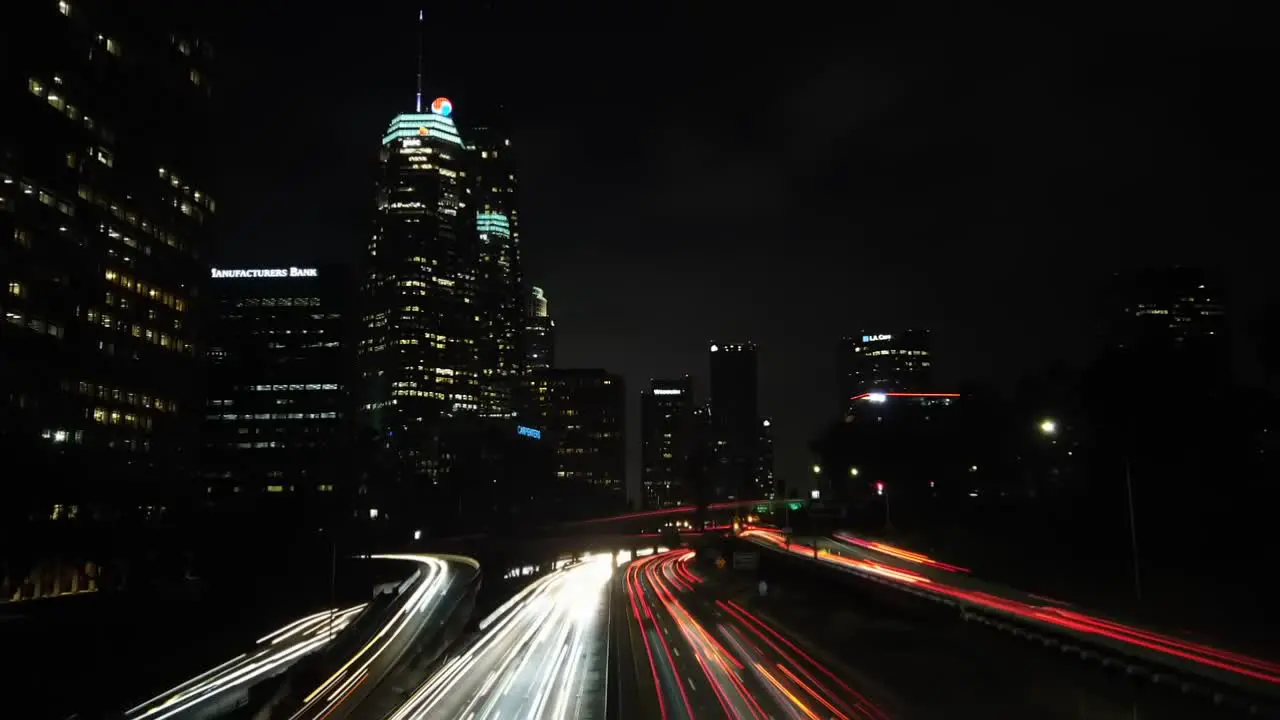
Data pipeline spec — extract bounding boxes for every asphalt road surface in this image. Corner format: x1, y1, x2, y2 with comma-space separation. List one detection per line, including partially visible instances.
625, 548, 891, 719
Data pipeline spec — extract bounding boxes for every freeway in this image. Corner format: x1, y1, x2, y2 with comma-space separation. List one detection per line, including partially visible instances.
285, 553, 477, 720
387, 553, 613, 719
124, 603, 367, 720
626, 548, 890, 720
743, 528, 1280, 697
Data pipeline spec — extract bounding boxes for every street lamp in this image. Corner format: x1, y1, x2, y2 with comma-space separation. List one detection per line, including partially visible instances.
1039, 419, 1057, 435
849, 467, 860, 477
811, 464, 822, 475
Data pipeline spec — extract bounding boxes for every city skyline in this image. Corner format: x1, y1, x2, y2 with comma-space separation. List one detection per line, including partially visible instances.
205, 4, 1269, 486
6, 6, 1278, 719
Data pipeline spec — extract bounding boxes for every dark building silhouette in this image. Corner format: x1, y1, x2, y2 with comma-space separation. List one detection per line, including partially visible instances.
688, 404, 716, 508
519, 369, 626, 514
412, 417, 555, 535
1, 2, 214, 520
523, 286, 554, 372
471, 106, 524, 411
838, 330, 933, 415
757, 417, 776, 498
1105, 267, 1228, 375
708, 341, 761, 501
640, 376, 695, 509
812, 392, 966, 522
201, 265, 355, 517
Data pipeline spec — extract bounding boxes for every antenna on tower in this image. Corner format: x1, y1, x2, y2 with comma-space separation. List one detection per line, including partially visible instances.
414, 9, 424, 113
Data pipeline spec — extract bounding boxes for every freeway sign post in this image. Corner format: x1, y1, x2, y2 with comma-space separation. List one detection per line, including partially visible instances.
732, 552, 759, 570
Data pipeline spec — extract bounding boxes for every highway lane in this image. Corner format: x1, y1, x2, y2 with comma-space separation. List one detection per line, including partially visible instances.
286, 553, 477, 720
742, 528, 1280, 696
124, 603, 367, 720
388, 553, 613, 720
626, 548, 891, 720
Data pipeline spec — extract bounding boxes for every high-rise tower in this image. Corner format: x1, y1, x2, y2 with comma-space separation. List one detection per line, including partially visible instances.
470, 106, 523, 413
359, 96, 486, 477
2, 3, 214, 519
640, 376, 695, 509
524, 286, 555, 372
708, 342, 761, 501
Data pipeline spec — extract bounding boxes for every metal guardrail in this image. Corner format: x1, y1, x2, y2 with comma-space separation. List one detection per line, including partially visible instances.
746, 535, 1278, 716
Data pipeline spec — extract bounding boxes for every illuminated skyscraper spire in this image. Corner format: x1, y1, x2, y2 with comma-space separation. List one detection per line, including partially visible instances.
414, 9, 424, 112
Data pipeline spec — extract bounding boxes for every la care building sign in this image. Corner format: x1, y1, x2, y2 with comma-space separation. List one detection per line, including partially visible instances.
211, 267, 318, 279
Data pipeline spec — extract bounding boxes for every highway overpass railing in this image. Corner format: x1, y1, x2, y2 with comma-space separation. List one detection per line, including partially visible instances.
740, 530, 1279, 716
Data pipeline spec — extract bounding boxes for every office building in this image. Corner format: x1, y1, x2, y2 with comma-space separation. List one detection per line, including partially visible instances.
708, 341, 760, 501
688, 404, 717, 505
1, 4, 214, 520
471, 106, 524, 411
757, 417, 776, 499
838, 330, 933, 415
524, 286, 555, 372
1107, 267, 1228, 370
201, 265, 354, 511
413, 417, 555, 534
520, 369, 626, 514
359, 95, 489, 482
640, 376, 695, 509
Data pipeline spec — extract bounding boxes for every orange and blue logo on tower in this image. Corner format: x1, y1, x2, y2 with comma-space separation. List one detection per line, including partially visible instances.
430, 97, 453, 117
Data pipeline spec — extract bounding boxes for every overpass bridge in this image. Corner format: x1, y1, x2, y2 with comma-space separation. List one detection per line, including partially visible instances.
407, 497, 805, 565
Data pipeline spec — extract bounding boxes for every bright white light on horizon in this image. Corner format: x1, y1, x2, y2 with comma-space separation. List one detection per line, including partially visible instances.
561, 557, 612, 626
868, 392, 887, 403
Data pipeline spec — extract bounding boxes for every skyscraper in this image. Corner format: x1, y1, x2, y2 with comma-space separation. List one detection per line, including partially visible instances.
521, 369, 627, 514
529, 285, 548, 318
757, 417, 776, 499
524, 286, 555, 372
202, 264, 354, 515
838, 330, 933, 414
708, 342, 760, 501
2, 4, 214, 519
359, 96, 486, 477
470, 107, 523, 412
640, 376, 695, 509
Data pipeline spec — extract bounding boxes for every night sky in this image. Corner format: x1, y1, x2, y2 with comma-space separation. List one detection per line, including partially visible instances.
209, 3, 1267, 496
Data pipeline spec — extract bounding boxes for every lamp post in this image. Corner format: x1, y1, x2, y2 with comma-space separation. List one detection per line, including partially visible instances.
1124, 456, 1141, 602
1040, 417, 1139, 599
808, 463, 823, 557
810, 464, 822, 508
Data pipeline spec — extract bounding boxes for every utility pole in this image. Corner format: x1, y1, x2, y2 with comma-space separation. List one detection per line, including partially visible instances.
328, 534, 336, 638
1125, 456, 1141, 602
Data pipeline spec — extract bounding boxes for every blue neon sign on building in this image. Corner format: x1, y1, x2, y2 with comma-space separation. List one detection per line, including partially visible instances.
517, 425, 541, 440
